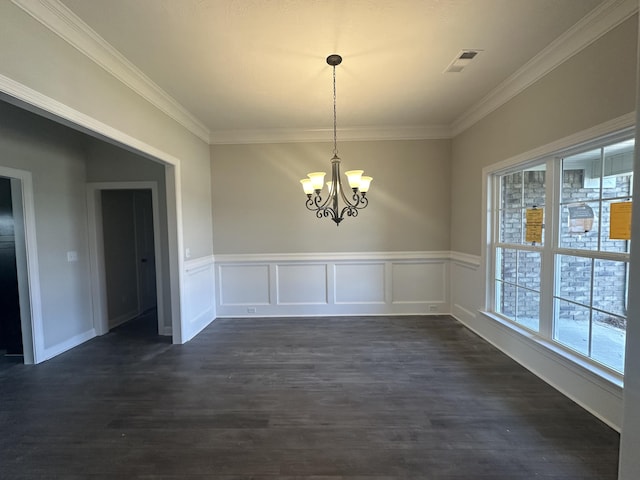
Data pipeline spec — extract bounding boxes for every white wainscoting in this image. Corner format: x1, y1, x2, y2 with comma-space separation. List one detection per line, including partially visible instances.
215, 252, 450, 317
449, 251, 623, 431
450, 252, 483, 324
182, 255, 216, 342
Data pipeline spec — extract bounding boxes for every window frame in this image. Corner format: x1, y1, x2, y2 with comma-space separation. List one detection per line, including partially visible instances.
484, 126, 634, 382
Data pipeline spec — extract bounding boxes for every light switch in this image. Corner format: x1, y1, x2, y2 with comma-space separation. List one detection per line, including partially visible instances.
185, 247, 191, 259
67, 251, 78, 262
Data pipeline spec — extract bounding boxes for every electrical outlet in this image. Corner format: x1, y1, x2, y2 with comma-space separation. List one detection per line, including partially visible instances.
429, 305, 438, 312
247, 307, 257, 313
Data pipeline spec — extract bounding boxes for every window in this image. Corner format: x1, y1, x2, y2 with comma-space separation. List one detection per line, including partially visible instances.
495, 168, 546, 332
489, 132, 634, 375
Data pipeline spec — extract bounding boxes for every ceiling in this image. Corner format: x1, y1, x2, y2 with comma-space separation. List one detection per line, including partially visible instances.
54, 0, 610, 143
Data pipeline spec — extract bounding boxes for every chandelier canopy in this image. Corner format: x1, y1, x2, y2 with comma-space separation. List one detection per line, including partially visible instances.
300, 54, 372, 226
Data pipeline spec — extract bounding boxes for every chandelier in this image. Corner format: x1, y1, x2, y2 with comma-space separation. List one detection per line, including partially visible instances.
300, 54, 372, 226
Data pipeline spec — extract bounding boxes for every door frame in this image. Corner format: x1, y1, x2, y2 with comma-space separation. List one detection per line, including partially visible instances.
86, 181, 165, 336
0, 166, 44, 364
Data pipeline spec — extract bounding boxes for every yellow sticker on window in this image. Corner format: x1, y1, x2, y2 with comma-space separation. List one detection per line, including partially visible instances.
610, 201, 632, 240
525, 208, 543, 243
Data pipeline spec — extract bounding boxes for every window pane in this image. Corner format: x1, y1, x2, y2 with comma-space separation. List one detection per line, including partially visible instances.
496, 248, 517, 284
593, 259, 628, 317
501, 172, 522, 210
516, 288, 539, 331
600, 200, 631, 254
554, 299, 590, 355
496, 281, 516, 319
523, 169, 546, 208
500, 209, 523, 244
562, 149, 602, 203
556, 255, 592, 307
559, 202, 599, 250
591, 310, 626, 372
517, 250, 540, 291
602, 173, 632, 200
602, 139, 634, 199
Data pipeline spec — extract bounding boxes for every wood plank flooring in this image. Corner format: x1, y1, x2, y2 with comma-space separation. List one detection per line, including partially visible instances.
0, 315, 620, 479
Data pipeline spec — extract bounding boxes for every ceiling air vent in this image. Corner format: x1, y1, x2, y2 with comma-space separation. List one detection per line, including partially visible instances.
445, 50, 482, 73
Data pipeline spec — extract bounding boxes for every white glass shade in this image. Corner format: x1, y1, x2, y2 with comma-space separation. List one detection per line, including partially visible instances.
345, 170, 364, 189
300, 178, 314, 195
359, 176, 372, 193
326, 181, 335, 194
307, 172, 326, 190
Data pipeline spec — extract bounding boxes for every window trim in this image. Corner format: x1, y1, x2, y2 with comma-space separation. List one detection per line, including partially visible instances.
481, 114, 635, 386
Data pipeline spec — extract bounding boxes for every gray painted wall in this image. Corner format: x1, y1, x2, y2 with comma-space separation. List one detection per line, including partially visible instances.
0, 101, 92, 349
211, 139, 451, 254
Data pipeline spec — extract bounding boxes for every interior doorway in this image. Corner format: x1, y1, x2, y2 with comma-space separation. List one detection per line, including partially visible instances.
87, 182, 166, 338
0, 167, 41, 365
101, 189, 157, 332
0, 177, 23, 357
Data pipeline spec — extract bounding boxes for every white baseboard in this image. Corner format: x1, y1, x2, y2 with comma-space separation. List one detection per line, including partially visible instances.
43, 328, 96, 361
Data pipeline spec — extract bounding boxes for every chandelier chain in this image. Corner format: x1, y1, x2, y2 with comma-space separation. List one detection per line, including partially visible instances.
332, 64, 338, 156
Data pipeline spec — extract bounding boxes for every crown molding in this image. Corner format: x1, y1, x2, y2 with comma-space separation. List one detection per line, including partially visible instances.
451, 0, 638, 136
8, 0, 637, 146
209, 124, 453, 145
11, 0, 211, 143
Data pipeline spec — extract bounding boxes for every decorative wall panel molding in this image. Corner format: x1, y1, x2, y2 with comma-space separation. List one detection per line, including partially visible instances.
182, 255, 216, 341
334, 263, 385, 305
276, 264, 328, 305
450, 254, 482, 323
215, 251, 451, 317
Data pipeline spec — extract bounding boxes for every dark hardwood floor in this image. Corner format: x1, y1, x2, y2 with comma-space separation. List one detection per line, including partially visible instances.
0, 315, 619, 479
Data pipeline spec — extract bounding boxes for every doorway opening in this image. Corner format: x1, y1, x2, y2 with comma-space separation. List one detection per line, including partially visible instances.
0, 176, 23, 361
102, 188, 158, 335
0, 168, 42, 365
87, 182, 167, 339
